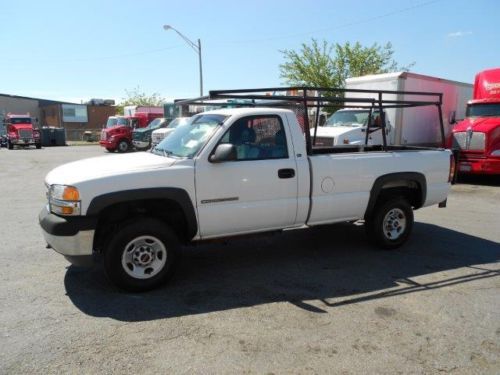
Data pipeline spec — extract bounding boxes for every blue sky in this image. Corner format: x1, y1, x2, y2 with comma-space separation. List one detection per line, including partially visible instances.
0, 0, 498, 103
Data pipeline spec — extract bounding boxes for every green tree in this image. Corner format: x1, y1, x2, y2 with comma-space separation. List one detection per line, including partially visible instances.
280, 39, 414, 89
119, 86, 165, 109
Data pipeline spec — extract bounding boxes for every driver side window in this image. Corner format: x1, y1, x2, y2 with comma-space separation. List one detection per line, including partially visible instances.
218, 115, 288, 161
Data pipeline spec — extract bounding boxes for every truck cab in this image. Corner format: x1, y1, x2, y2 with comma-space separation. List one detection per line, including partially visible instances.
132, 117, 169, 151
4, 113, 41, 150
99, 116, 132, 153
313, 108, 391, 146
451, 68, 500, 174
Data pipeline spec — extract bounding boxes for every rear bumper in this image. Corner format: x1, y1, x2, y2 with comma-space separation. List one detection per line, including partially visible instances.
458, 157, 500, 175
39, 206, 97, 266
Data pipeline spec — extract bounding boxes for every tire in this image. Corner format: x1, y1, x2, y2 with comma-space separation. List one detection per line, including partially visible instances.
106, 147, 116, 153
36, 143, 41, 149
365, 197, 413, 250
104, 218, 179, 292
117, 140, 129, 153
8, 141, 13, 150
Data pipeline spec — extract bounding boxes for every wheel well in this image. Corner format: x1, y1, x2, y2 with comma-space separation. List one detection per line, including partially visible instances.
365, 177, 425, 220
93, 199, 189, 251
377, 182, 421, 208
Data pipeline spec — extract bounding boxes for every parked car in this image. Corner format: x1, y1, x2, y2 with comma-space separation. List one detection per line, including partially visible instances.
39, 88, 454, 292
151, 117, 191, 148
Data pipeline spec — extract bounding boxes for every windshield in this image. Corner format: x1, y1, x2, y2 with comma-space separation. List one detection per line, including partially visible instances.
152, 114, 227, 158
167, 117, 190, 129
466, 103, 500, 118
326, 110, 380, 127
106, 117, 128, 128
9, 117, 31, 124
147, 118, 165, 129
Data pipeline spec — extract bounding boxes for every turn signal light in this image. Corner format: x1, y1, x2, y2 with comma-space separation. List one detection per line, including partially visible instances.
63, 186, 80, 201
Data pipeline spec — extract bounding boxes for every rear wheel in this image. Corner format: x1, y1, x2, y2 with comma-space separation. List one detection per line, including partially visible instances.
104, 218, 179, 292
117, 140, 129, 153
365, 197, 413, 250
36, 143, 41, 149
8, 141, 13, 150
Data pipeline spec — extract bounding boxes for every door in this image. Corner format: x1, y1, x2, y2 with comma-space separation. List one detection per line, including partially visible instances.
195, 114, 298, 238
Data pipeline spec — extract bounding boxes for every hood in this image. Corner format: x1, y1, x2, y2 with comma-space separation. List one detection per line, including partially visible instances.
153, 128, 174, 135
10, 124, 33, 130
45, 152, 176, 186
103, 125, 127, 133
134, 127, 151, 134
453, 117, 500, 133
313, 125, 363, 141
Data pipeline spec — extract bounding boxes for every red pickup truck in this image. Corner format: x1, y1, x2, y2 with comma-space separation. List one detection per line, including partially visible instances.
451, 68, 500, 175
99, 112, 162, 152
4, 113, 41, 150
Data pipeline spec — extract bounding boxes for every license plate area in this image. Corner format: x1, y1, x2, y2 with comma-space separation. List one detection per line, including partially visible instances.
459, 163, 471, 172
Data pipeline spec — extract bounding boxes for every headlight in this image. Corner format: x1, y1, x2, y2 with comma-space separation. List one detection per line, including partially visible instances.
491, 150, 500, 156
48, 184, 81, 216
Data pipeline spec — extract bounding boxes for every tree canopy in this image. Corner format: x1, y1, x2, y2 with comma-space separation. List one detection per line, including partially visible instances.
280, 39, 414, 88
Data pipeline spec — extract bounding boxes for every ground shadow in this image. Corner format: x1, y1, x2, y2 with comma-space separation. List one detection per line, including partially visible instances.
65, 222, 500, 321
456, 174, 500, 187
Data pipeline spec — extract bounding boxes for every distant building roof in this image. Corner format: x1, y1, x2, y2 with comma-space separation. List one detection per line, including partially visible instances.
0, 93, 77, 105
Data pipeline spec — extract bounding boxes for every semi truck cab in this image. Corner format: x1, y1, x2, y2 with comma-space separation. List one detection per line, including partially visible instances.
451, 68, 500, 175
4, 113, 41, 150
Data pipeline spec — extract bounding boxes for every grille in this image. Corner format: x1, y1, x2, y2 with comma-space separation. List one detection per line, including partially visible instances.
100, 131, 107, 141
452, 131, 485, 151
152, 133, 166, 144
19, 129, 33, 139
312, 136, 334, 147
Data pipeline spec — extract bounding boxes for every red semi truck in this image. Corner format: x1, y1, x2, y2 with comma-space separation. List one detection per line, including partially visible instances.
99, 112, 162, 152
451, 68, 500, 175
4, 113, 41, 150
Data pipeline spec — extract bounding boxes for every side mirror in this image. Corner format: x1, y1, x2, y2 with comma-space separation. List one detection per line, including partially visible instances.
210, 144, 237, 163
449, 111, 457, 125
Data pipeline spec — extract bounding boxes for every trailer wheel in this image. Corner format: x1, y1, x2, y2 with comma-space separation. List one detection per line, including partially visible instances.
104, 218, 179, 292
365, 197, 413, 250
117, 140, 129, 153
8, 141, 13, 150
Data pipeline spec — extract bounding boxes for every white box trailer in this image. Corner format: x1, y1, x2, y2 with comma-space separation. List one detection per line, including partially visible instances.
345, 72, 472, 146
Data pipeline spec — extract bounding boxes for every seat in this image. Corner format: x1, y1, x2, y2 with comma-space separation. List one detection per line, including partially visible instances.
271, 129, 287, 158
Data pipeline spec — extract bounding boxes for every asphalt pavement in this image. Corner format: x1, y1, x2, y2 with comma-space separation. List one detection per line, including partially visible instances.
0, 145, 499, 374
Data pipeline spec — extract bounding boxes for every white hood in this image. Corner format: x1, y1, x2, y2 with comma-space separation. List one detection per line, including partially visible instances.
313, 126, 364, 144
45, 152, 176, 186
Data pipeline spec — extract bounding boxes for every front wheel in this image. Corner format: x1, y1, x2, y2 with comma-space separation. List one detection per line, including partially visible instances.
104, 218, 179, 292
365, 197, 414, 250
117, 140, 129, 153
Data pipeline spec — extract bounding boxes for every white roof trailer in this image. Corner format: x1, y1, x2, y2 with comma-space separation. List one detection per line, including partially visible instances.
345, 72, 472, 146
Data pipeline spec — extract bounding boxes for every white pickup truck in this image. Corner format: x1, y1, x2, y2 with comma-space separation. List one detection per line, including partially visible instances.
39, 106, 454, 291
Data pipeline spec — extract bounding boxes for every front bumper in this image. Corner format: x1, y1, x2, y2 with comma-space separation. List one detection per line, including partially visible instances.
132, 140, 150, 149
39, 206, 97, 266
99, 139, 117, 149
458, 157, 500, 175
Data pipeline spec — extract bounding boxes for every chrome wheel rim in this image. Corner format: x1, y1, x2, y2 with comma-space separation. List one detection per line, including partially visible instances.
121, 236, 167, 279
382, 208, 406, 240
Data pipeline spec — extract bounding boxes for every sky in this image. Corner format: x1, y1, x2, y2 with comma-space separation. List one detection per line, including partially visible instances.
0, 0, 498, 104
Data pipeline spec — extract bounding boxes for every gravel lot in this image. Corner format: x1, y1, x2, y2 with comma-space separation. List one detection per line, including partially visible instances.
0, 145, 499, 374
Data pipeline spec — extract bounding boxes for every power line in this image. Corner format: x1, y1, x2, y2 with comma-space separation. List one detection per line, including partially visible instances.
222, 0, 443, 44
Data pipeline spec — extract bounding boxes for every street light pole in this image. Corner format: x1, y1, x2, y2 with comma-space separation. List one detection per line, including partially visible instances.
163, 25, 203, 97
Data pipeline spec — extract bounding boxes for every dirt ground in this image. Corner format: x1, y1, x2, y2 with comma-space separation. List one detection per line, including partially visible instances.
0, 145, 499, 374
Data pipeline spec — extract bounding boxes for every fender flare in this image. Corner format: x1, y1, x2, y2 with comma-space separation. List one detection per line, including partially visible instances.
364, 172, 426, 219
86, 187, 198, 239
